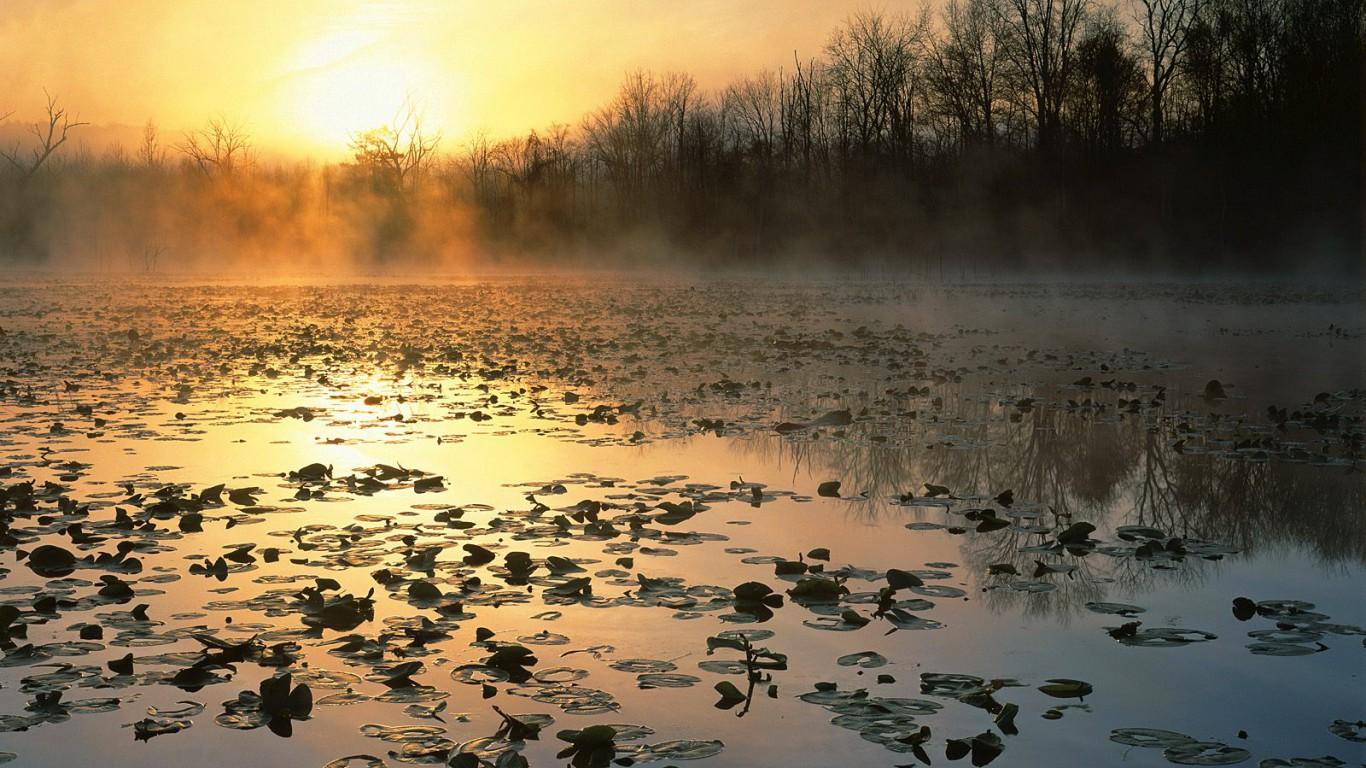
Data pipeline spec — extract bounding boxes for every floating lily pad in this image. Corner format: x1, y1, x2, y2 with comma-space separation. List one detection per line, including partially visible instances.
1328, 719, 1365, 742
1086, 602, 1146, 617
1163, 741, 1253, 765
838, 651, 889, 669
631, 739, 725, 761
1117, 628, 1218, 648
637, 673, 701, 689
1110, 728, 1198, 748
1039, 679, 1093, 699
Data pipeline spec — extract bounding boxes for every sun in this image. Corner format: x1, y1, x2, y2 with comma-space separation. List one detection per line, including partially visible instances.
292, 59, 414, 146
277, 28, 453, 154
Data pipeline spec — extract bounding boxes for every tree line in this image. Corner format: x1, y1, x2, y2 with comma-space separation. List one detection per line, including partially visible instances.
0, 0, 1359, 272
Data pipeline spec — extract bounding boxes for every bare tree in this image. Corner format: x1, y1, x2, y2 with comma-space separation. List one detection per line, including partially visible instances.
137, 120, 165, 168
177, 117, 252, 177
104, 142, 130, 168
460, 130, 498, 205
492, 130, 543, 189
582, 71, 675, 209
927, 0, 1008, 148
0, 91, 89, 180
1180, 4, 1231, 131
1133, 0, 1203, 143
825, 10, 930, 159
1069, 13, 1147, 152
783, 52, 831, 181
725, 71, 784, 163
349, 98, 441, 197
1224, 0, 1286, 124
998, 0, 1091, 149
142, 244, 166, 272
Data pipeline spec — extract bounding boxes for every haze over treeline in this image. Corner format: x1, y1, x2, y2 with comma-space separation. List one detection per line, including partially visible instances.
0, 0, 1359, 274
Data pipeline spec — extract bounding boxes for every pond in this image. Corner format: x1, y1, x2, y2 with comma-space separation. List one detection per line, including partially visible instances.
0, 277, 1361, 767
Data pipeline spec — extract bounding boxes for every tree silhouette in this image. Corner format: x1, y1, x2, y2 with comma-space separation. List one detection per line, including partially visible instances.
349, 98, 440, 199
0, 91, 88, 181
177, 117, 252, 178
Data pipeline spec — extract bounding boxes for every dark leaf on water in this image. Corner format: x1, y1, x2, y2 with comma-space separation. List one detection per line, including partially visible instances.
713, 681, 746, 709
108, 653, 134, 676
1163, 741, 1252, 765
556, 724, 618, 768
994, 703, 1019, 735
408, 581, 443, 601
787, 578, 847, 603
130, 716, 191, 741
947, 731, 1004, 766
887, 569, 924, 589
26, 545, 76, 577
463, 544, 496, 566
1328, 720, 1365, 743
1057, 522, 1096, 546
1038, 679, 1092, 699
976, 517, 1011, 533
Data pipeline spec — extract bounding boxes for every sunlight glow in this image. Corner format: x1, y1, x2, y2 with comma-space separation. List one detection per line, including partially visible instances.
278, 28, 456, 151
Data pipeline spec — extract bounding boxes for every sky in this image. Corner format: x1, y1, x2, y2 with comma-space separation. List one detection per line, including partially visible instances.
0, 0, 868, 158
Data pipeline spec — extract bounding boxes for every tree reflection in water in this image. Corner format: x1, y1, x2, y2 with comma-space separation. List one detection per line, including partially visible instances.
732, 399, 1362, 619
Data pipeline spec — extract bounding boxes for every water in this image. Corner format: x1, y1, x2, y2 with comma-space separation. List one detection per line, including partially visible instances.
0, 277, 1361, 767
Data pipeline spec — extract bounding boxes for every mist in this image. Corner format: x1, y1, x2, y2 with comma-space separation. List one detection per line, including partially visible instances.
0, 0, 1360, 277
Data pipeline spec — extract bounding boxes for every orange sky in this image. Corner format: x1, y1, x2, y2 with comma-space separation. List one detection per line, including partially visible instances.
0, 0, 871, 158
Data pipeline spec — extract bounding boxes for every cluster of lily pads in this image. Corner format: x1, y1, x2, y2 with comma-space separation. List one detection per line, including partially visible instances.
2, 438, 1361, 768
0, 280, 1360, 767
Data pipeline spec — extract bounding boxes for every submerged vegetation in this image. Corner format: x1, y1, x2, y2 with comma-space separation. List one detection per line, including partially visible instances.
0, 0, 1360, 272
0, 279, 1360, 766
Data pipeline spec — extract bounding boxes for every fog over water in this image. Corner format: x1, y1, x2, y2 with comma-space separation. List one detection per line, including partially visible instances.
0, 277, 1360, 767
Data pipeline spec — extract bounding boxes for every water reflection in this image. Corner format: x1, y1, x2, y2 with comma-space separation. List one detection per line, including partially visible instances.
737, 398, 1364, 619
0, 279, 1361, 768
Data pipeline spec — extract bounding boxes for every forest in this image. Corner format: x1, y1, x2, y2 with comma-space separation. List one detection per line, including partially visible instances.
0, 0, 1359, 273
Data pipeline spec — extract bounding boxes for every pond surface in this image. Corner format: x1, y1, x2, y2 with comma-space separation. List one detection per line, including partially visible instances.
0, 277, 1361, 768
